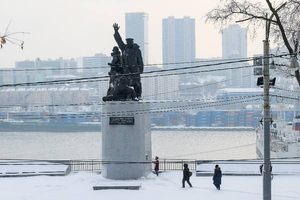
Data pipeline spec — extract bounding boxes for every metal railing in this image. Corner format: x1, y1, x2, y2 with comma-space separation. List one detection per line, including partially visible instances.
68, 159, 197, 172
70, 160, 102, 171
160, 159, 197, 171
0, 159, 197, 172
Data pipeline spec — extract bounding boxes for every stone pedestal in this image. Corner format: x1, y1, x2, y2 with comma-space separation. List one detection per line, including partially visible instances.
101, 101, 152, 180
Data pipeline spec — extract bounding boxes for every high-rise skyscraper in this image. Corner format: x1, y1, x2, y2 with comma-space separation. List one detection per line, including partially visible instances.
222, 24, 247, 59
125, 12, 149, 65
162, 16, 195, 70
222, 24, 250, 87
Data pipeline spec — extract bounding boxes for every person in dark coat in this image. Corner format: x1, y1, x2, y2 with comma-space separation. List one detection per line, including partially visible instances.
213, 164, 222, 190
154, 156, 159, 176
182, 163, 192, 188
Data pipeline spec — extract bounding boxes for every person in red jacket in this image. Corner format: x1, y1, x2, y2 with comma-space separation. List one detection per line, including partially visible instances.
154, 156, 159, 176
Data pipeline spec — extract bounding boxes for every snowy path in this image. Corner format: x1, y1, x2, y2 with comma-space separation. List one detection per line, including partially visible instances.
0, 171, 299, 200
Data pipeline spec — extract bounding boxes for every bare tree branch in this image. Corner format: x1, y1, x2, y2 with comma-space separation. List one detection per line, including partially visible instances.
236, 17, 254, 23
205, 0, 300, 86
266, 0, 293, 53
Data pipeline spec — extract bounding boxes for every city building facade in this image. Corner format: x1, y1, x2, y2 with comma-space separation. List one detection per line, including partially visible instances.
0, 87, 92, 110
142, 74, 179, 100
162, 16, 195, 71
222, 24, 247, 59
125, 12, 149, 65
222, 24, 250, 88
78, 53, 111, 76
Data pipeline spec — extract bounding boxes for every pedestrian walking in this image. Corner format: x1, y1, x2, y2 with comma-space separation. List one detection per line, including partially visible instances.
154, 156, 159, 176
182, 163, 192, 188
213, 164, 222, 190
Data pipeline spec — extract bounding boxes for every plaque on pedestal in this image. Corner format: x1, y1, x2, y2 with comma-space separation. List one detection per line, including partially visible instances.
109, 117, 134, 125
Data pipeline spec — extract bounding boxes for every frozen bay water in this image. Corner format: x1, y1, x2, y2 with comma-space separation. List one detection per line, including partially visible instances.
0, 171, 299, 200
0, 131, 256, 160
0, 131, 298, 199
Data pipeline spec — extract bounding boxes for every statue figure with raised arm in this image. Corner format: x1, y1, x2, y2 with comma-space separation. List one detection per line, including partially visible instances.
113, 23, 144, 99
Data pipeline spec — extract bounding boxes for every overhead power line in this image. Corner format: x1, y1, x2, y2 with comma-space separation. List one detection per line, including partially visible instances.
0, 63, 256, 88
0, 52, 296, 88
0, 53, 291, 72
3, 93, 299, 110
143, 74, 252, 98
273, 86, 300, 94
0, 95, 262, 116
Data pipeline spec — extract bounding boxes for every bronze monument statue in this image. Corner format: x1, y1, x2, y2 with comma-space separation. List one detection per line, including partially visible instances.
107, 46, 123, 96
102, 23, 144, 102
113, 23, 144, 99
102, 23, 144, 101
102, 75, 138, 102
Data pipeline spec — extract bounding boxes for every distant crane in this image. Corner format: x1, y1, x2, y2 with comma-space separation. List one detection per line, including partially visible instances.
0, 21, 29, 49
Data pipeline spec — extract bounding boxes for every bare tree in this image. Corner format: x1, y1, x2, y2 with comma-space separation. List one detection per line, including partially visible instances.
206, 0, 300, 86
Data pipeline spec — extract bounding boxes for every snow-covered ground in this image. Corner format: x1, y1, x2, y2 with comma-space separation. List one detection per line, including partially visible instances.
0, 171, 299, 200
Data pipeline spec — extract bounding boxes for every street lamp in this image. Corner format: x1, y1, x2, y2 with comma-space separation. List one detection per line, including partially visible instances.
262, 2, 286, 198
262, 15, 272, 199
256, 77, 276, 87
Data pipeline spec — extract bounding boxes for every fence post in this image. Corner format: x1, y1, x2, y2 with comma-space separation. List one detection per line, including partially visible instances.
92, 160, 94, 171
164, 159, 166, 171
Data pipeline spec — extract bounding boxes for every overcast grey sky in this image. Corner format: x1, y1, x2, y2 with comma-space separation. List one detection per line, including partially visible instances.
0, 0, 266, 68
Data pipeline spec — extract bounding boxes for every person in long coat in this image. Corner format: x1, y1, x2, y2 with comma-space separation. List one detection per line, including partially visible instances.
213, 164, 222, 190
182, 163, 192, 188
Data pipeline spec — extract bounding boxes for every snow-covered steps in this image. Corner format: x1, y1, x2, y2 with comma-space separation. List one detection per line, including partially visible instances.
93, 183, 141, 190
0, 161, 70, 177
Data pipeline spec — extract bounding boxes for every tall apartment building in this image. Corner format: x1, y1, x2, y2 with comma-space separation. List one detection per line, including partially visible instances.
222, 24, 250, 87
222, 24, 247, 59
125, 12, 149, 65
162, 16, 195, 70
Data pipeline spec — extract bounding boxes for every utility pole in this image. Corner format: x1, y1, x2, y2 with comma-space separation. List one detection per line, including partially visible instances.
263, 14, 272, 200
